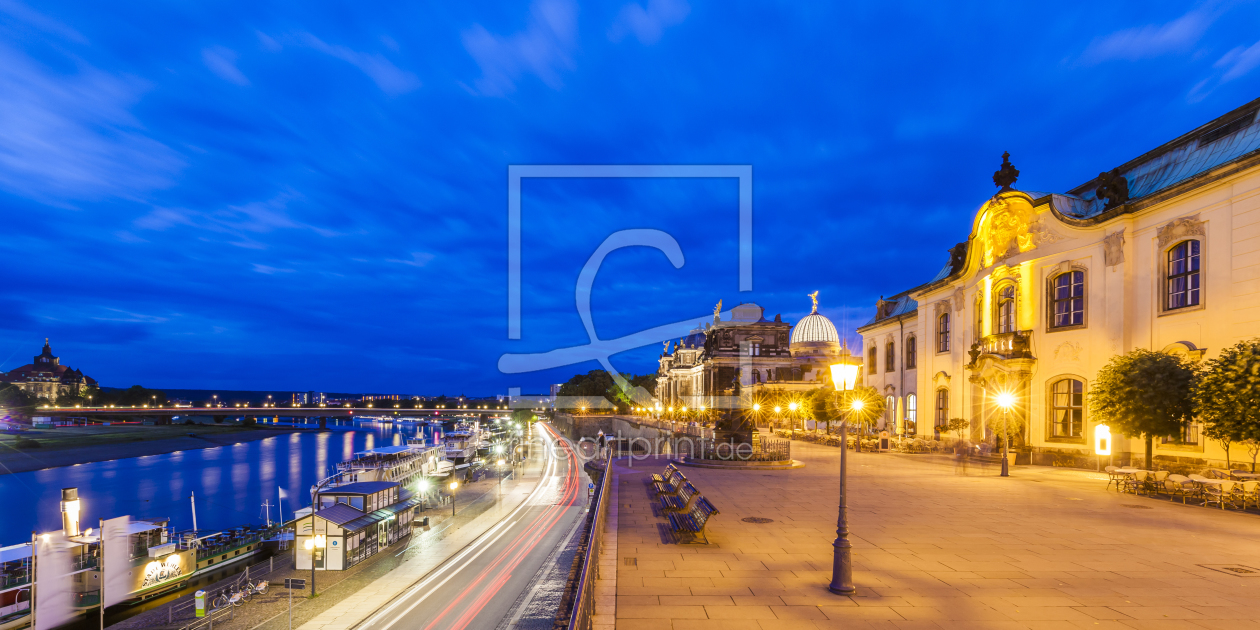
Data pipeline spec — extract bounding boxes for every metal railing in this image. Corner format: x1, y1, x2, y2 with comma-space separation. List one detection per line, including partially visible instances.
173, 556, 281, 630
567, 451, 614, 630
72, 590, 100, 608
695, 438, 791, 462
0, 572, 31, 590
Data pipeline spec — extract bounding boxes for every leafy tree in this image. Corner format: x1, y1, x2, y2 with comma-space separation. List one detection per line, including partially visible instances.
810, 386, 885, 449
96, 385, 169, 408
558, 370, 655, 412
946, 417, 970, 442
1196, 339, 1260, 471
1089, 348, 1195, 470
0, 384, 39, 418
511, 409, 535, 424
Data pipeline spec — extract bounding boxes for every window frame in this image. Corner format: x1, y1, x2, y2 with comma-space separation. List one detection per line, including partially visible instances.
905, 335, 917, 370
1164, 239, 1202, 313
1047, 270, 1087, 332
995, 284, 1017, 334
1045, 376, 1087, 443
868, 346, 878, 376
885, 340, 895, 372
905, 393, 917, 436
934, 388, 948, 430
937, 312, 950, 353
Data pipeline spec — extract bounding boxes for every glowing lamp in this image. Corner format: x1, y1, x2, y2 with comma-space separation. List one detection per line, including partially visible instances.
1095, 424, 1112, 456
995, 392, 1016, 410
449, 481, 459, 490
829, 358, 861, 392
752, 403, 760, 411
852, 399, 864, 411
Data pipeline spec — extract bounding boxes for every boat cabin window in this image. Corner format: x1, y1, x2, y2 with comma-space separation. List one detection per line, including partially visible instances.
350, 496, 364, 510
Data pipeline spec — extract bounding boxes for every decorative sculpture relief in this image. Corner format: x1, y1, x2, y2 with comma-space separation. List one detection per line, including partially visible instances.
1054, 341, 1082, 362
992, 151, 1019, 191
1104, 229, 1125, 268
1096, 169, 1130, 210
1024, 218, 1068, 249
952, 287, 965, 312
1156, 214, 1205, 249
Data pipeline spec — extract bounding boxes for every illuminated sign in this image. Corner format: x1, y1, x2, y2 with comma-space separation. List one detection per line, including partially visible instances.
1094, 424, 1111, 456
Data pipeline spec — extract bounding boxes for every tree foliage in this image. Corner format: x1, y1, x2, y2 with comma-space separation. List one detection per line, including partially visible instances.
558, 370, 654, 412
946, 417, 969, 442
1196, 339, 1260, 471
1089, 348, 1194, 469
809, 386, 884, 434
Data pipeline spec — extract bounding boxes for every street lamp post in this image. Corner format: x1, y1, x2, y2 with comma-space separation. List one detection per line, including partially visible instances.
827, 353, 863, 596
304, 534, 325, 597
449, 481, 459, 516
995, 392, 1015, 477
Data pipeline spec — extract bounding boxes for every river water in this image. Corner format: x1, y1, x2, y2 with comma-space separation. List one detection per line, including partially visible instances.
0, 421, 441, 544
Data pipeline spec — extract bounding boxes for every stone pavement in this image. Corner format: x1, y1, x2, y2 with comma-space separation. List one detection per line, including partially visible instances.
610, 439, 1260, 630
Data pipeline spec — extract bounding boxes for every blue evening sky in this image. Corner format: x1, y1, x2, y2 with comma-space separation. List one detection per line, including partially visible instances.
1, 1, 1258, 396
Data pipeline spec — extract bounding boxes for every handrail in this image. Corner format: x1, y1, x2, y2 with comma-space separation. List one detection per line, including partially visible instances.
568, 449, 614, 630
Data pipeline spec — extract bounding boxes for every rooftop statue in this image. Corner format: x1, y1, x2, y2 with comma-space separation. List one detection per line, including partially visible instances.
808, 290, 819, 313
1096, 168, 1130, 210
992, 151, 1019, 191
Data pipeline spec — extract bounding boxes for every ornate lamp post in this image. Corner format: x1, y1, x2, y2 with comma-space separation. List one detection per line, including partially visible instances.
304, 534, 325, 597
827, 353, 863, 595
995, 392, 1015, 477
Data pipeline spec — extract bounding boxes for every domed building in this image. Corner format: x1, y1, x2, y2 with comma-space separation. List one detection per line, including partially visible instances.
655, 294, 860, 408
0, 339, 96, 401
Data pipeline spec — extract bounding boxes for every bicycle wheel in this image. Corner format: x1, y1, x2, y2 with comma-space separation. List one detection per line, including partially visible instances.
212, 595, 228, 610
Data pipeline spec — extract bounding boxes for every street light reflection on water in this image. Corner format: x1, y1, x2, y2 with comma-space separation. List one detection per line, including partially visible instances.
0, 421, 441, 543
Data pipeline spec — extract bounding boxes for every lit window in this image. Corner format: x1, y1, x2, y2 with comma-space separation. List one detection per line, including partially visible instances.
996, 285, 1016, 334
934, 389, 948, 431
1167, 240, 1201, 310
1049, 378, 1084, 438
1051, 271, 1085, 328
905, 394, 917, 436
937, 313, 950, 352
749, 343, 761, 356
868, 346, 878, 374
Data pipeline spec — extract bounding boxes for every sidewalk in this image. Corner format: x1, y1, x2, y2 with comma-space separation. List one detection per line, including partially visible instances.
611, 440, 1260, 629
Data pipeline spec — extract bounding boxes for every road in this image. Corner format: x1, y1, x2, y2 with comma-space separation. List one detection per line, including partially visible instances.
355, 422, 587, 630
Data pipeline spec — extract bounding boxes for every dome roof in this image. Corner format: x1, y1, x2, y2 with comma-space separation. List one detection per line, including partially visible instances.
790, 293, 839, 344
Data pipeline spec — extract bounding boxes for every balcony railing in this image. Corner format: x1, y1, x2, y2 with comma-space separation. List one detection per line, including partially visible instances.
969, 330, 1034, 364
0, 572, 31, 590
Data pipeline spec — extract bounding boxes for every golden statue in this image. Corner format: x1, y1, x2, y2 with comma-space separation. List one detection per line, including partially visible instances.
808, 291, 819, 313
713, 299, 722, 322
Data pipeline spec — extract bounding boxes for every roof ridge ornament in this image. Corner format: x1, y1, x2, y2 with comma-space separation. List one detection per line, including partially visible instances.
992, 151, 1019, 192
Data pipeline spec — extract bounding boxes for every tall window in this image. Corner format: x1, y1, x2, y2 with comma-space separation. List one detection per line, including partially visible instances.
749, 343, 761, 356
1167, 240, 1201, 310
905, 394, 917, 436
937, 313, 950, 352
905, 336, 917, 369
974, 296, 984, 340
935, 388, 948, 430
1051, 271, 1085, 328
1162, 422, 1200, 445
868, 346, 878, 375
885, 341, 895, 372
996, 285, 1016, 333
1049, 378, 1084, 438
885, 395, 895, 428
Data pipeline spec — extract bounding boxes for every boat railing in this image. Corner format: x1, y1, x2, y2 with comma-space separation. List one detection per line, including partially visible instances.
192, 528, 273, 560
70, 555, 99, 572
0, 571, 31, 590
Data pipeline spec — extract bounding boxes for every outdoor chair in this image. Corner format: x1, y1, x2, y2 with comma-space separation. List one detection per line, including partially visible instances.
1104, 466, 1125, 491
1147, 471, 1170, 495
1164, 474, 1196, 504
1124, 471, 1150, 495
1203, 480, 1240, 510
1239, 481, 1260, 509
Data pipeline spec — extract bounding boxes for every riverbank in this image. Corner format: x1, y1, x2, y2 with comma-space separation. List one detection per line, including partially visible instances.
0, 425, 308, 475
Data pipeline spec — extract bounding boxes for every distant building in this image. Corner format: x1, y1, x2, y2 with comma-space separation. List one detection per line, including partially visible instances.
655, 297, 851, 407
0, 339, 96, 401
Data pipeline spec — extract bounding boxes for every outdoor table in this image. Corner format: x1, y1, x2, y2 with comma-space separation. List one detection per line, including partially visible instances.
1231, 471, 1260, 480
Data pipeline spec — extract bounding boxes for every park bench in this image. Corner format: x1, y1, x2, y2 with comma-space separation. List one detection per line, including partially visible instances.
667, 496, 719, 544
659, 482, 698, 512
651, 463, 681, 485
653, 471, 687, 496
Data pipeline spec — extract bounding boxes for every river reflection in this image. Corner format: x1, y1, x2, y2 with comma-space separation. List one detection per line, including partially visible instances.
0, 421, 439, 544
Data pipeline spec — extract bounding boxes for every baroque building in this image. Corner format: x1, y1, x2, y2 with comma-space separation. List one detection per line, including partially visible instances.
860, 98, 1260, 465
655, 296, 848, 408
0, 339, 96, 401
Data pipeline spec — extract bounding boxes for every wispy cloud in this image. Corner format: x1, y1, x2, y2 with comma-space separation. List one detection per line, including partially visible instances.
1079, 8, 1213, 64
387, 252, 435, 267
1188, 37, 1260, 102
298, 33, 420, 95
133, 193, 340, 241
202, 46, 249, 86
0, 0, 87, 44
461, 0, 577, 96
0, 45, 182, 204
251, 264, 295, 274
608, 0, 689, 45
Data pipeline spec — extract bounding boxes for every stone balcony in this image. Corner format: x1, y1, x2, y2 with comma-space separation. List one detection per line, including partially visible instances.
968, 330, 1035, 366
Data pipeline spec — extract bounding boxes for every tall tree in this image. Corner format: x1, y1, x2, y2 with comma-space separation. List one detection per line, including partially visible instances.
1089, 348, 1195, 470
1196, 339, 1260, 471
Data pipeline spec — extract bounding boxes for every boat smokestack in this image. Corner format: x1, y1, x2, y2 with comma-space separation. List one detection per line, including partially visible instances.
60, 487, 81, 536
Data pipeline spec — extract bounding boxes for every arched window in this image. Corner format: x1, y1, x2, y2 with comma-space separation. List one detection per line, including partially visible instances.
885, 395, 896, 428
791, 366, 801, 381
937, 313, 950, 352
868, 346, 878, 375
1167, 240, 1201, 310
1049, 378, 1084, 438
885, 341, 895, 372
996, 285, 1016, 333
905, 394, 917, 436
905, 336, 917, 369
934, 388, 948, 431
1051, 271, 1085, 328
